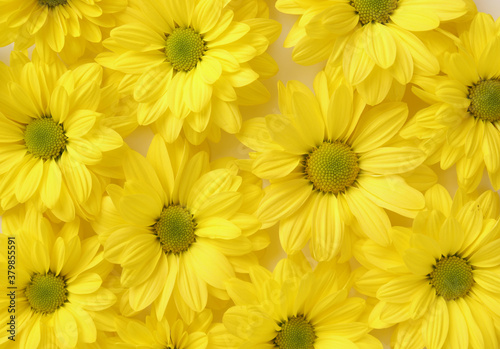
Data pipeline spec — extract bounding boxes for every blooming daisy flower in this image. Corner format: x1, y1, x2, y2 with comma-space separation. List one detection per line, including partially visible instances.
0, 206, 116, 348
402, 13, 500, 192
108, 305, 227, 349
237, 72, 426, 261
354, 184, 500, 349
93, 135, 268, 319
96, 0, 280, 145
0, 0, 126, 62
0, 54, 124, 222
223, 253, 382, 348
275, 0, 469, 105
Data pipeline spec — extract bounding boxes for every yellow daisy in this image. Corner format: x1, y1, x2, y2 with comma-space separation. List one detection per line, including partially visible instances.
96, 0, 280, 145
93, 135, 268, 319
275, 0, 469, 105
223, 253, 382, 349
0, 0, 126, 62
0, 206, 116, 348
354, 184, 500, 349
402, 13, 500, 192
237, 72, 426, 261
108, 305, 226, 349
0, 53, 124, 222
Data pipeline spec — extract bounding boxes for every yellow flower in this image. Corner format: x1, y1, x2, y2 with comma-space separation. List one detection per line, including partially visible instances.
0, 54, 124, 222
109, 306, 225, 349
0, 206, 116, 349
0, 0, 126, 62
354, 184, 500, 349
223, 253, 382, 349
275, 0, 469, 105
92, 135, 268, 319
237, 72, 426, 261
402, 13, 500, 192
96, 0, 280, 145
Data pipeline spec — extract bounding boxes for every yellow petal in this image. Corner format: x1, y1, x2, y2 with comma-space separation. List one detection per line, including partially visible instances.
55, 306, 78, 348
359, 147, 425, 174
423, 298, 449, 349
363, 23, 396, 69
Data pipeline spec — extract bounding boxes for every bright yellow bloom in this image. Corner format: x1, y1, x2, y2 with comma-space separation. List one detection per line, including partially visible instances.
237, 73, 427, 262
0, 0, 126, 62
223, 253, 382, 349
402, 13, 500, 192
354, 184, 500, 349
108, 305, 227, 349
0, 206, 116, 349
275, 0, 469, 105
0, 54, 124, 222
92, 135, 268, 319
97, 0, 280, 145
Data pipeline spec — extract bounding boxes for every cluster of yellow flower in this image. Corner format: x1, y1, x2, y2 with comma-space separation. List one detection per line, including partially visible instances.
0, 0, 499, 348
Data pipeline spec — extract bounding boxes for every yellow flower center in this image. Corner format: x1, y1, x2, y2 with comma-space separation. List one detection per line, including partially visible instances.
468, 79, 500, 122
429, 256, 474, 301
165, 27, 206, 72
25, 273, 68, 314
304, 141, 359, 194
24, 117, 67, 160
154, 205, 196, 254
350, 0, 398, 25
39, 0, 67, 7
274, 315, 316, 349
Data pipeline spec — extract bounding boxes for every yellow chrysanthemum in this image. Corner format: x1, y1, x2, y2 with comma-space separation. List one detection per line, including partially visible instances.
92, 135, 268, 320
0, 206, 116, 349
0, 0, 126, 62
96, 0, 280, 145
237, 72, 427, 262
354, 184, 500, 349
223, 253, 382, 349
402, 13, 500, 192
275, 0, 469, 105
108, 305, 227, 349
0, 53, 124, 222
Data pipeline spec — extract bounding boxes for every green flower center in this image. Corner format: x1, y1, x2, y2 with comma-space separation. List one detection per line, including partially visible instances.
468, 79, 500, 122
350, 0, 398, 25
39, 0, 67, 7
165, 27, 206, 72
429, 256, 474, 301
25, 273, 68, 314
304, 141, 359, 194
24, 117, 67, 160
154, 205, 196, 254
274, 316, 316, 349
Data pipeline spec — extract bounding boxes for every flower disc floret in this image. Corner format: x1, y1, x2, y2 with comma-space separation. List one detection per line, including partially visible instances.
25, 272, 68, 314
350, 0, 398, 25
468, 79, 500, 122
304, 141, 360, 194
274, 315, 316, 349
165, 27, 206, 72
154, 205, 196, 254
24, 117, 67, 160
38, 0, 67, 7
429, 256, 474, 301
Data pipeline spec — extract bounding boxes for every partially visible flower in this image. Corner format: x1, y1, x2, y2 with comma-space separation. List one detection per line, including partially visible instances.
0, 0, 126, 62
0, 206, 116, 349
0, 53, 124, 221
275, 0, 469, 105
108, 305, 228, 349
92, 135, 268, 320
97, 0, 280, 145
354, 184, 500, 349
237, 72, 426, 262
223, 253, 382, 348
402, 13, 500, 192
